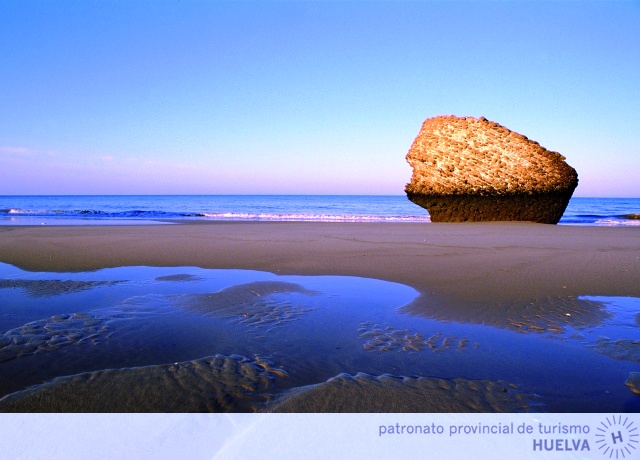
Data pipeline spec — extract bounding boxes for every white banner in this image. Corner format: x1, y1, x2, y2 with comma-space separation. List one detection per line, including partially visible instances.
1, 413, 638, 459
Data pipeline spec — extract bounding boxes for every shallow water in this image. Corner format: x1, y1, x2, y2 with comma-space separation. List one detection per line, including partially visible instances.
0, 262, 638, 412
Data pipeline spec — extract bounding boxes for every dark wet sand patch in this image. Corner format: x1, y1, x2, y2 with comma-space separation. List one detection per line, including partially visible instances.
267, 372, 538, 413
0, 354, 288, 412
401, 295, 611, 335
154, 274, 203, 282
594, 337, 640, 362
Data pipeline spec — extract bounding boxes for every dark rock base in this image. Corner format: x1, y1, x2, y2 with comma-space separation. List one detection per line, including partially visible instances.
406, 192, 575, 224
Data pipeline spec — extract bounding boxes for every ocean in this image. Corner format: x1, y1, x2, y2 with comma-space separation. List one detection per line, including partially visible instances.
0, 195, 639, 226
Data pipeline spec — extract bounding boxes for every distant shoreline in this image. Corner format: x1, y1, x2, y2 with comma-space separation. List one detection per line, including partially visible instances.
1, 196, 639, 226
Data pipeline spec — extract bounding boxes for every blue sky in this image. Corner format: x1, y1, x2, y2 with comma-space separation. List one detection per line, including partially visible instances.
1, 1, 638, 196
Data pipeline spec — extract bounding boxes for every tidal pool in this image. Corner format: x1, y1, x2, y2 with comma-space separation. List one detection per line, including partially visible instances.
0, 263, 637, 412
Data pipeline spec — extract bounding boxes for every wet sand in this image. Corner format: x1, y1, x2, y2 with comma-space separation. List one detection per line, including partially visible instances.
0, 222, 638, 307
267, 372, 535, 413
0, 354, 289, 412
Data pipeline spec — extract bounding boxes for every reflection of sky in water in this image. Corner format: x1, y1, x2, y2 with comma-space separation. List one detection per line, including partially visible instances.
0, 262, 638, 413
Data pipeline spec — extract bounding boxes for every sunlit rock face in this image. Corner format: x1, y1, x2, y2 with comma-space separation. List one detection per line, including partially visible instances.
405, 115, 579, 224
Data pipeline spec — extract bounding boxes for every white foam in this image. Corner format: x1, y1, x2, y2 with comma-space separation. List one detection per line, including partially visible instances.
199, 212, 430, 222
594, 219, 640, 226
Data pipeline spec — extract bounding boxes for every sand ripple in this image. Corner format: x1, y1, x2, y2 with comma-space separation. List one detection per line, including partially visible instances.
267, 372, 538, 413
0, 279, 121, 297
0, 295, 174, 363
357, 321, 475, 353
0, 354, 288, 412
177, 281, 317, 331
402, 295, 611, 334
0, 313, 110, 363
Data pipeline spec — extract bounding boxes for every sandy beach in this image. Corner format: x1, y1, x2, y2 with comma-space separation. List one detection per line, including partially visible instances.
1, 221, 639, 412
1, 221, 639, 304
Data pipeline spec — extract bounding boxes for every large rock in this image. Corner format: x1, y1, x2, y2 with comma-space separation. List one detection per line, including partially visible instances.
405, 115, 579, 224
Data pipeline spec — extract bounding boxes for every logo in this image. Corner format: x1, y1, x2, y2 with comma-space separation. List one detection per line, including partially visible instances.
595, 415, 638, 458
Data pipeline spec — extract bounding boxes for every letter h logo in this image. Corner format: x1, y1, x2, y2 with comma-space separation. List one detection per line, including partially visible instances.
611, 431, 623, 445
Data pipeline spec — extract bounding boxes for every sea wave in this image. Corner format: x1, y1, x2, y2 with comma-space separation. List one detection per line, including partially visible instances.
0, 207, 430, 222
594, 219, 640, 226
199, 212, 430, 222
4, 208, 38, 214
2, 208, 76, 215
1, 208, 199, 219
